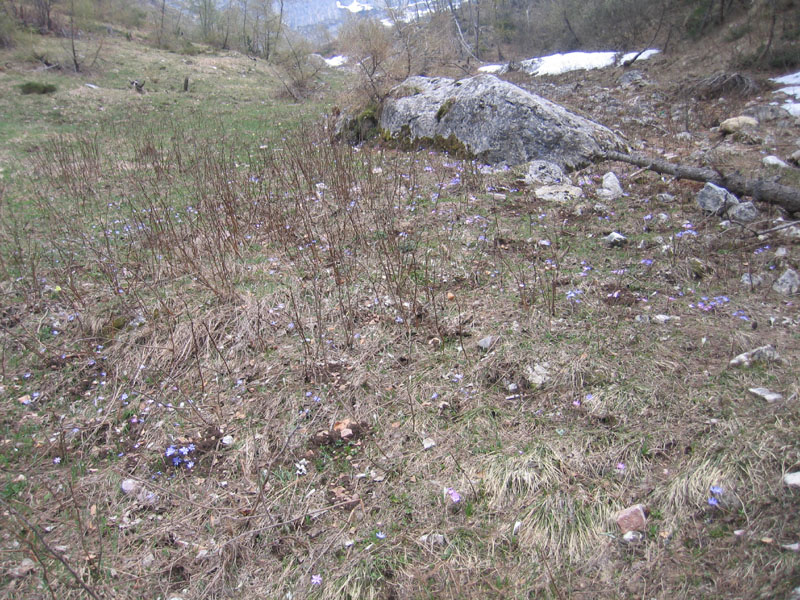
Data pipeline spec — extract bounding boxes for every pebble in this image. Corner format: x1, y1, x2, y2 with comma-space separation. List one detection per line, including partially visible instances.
748, 387, 783, 403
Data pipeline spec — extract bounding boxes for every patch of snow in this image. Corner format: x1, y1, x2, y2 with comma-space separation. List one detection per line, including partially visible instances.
777, 85, 800, 100
478, 64, 504, 74
772, 71, 800, 85
337, 0, 373, 13
520, 51, 617, 76
783, 102, 800, 117
323, 55, 348, 67
618, 48, 660, 65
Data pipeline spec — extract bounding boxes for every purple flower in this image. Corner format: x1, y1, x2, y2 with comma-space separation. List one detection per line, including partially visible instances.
53, 456, 61, 464
708, 496, 719, 507
710, 485, 723, 496
172, 457, 182, 466
446, 488, 462, 503
376, 531, 387, 539
311, 574, 322, 585
165, 446, 177, 457
616, 462, 625, 471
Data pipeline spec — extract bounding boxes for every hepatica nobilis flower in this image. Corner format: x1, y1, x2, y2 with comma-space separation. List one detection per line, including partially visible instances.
165, 443, 197, 469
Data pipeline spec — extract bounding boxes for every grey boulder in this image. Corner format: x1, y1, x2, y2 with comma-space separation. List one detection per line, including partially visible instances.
380, 74, 626, 169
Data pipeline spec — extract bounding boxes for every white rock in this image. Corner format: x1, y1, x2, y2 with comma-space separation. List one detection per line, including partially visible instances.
422, 438, 436, 450
9, 558, 36, 578
785, 472, 800, 487
719, 116, 758, 134
652, 314, 679, 325
729, 345, 781, 367
782, 542, 800, 552
622, 531, 643, 543
603, 231, 627, 247
419, 533, 446, 546
763, 155, 790, 168
524, 363, 550, 388
748, 387, 783, 402
597, 172, 623, 200
121, 479, 141, 496
741, 273, 764, 287
534, 184, 584, 202
525, 160, 568, 185
773, 269, 799, 295
697, 182, 739, 215
221, 435, 234, 446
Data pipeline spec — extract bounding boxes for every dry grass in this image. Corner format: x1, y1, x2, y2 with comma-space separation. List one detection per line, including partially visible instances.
1, 32, 799, 600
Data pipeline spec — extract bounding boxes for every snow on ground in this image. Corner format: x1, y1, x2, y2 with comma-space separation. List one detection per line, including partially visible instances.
477, 49, 659, 78
619, 49, 660, 64
521, 51, 618, 76
770, 70, 800, 116
772, 71, 800, 86
337, 0, 373, 13
478, 64, 504, 74
323, 55, 348, 68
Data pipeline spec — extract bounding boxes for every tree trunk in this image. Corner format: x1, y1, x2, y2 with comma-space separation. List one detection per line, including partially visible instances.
604, 150, 800, 214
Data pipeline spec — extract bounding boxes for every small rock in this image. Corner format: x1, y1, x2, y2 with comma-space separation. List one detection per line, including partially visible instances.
506, 382, 518, 393
789, 149, 800, 166
418, 533, 446, 546
622, 531, 643, 543
602, 231, 627, 247
616, 504, 647, 534
9, 558, 36, 578
782, 542, 800, 552
221, 435, 234, 446
489, 192, 507, 201
477, 335, 497, 351
773, 269, 799, 295
728, 201, 759, 223
775, 247, 788, 259
597, 172, 623, 200
524, 160, 568, 185
729, 344, 781, 367
120, 479, 141, 496
142, 552, 155, 567
652, 314, 679, 325
422, 438, 436, 450
619, 70, 644, 87
741, 273, 764, 287
719, 116, 758, 134
696, 182, 739, 215
524, 363, 550, 388
535, 184, 584, 203
784, 472, 800, 488
763, 155, 790, 168
656, 193, 675, 203
748, 387, 783, 402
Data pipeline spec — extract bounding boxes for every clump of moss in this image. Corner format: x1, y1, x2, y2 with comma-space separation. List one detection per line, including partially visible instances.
19, 81, 57, 95
435, 98, 456, 122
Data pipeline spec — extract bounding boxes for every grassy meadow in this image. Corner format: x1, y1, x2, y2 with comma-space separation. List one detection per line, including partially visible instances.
0, 32, 799, 600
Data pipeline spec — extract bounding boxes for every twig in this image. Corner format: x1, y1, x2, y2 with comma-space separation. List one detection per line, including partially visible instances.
0, 498, 103, 600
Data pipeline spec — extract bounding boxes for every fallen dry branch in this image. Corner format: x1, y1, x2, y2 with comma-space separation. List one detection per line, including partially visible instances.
604, 150, 800, 214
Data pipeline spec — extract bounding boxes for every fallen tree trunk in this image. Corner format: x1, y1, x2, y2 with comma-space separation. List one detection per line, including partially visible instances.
604, 150, 800, 214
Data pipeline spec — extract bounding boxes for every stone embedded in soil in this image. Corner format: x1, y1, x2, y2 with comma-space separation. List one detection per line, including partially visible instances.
728, 201, 759, 223
729, 345, 781, 367
9, 558, 36, 578
602, 231, 627, 247
524, 363, 551, 388
121, 478, 141, 496
719, 116, 758, 134
784, 472, 800, 488
622, 531, 644, 543
741, 273, 764, 287
696, 182, 739, 215
534, 184, 584, 202
763, 155, 790, 168
616, 504, 647, 534
524, 160, 568, 185
422, 438, 436, 450
419, 533, 446, 546
773, 269, 799, 295
477, 335, 497, 351
789, 149, 800, 166
748, 387, 783, 403
597, 172, 623, 200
